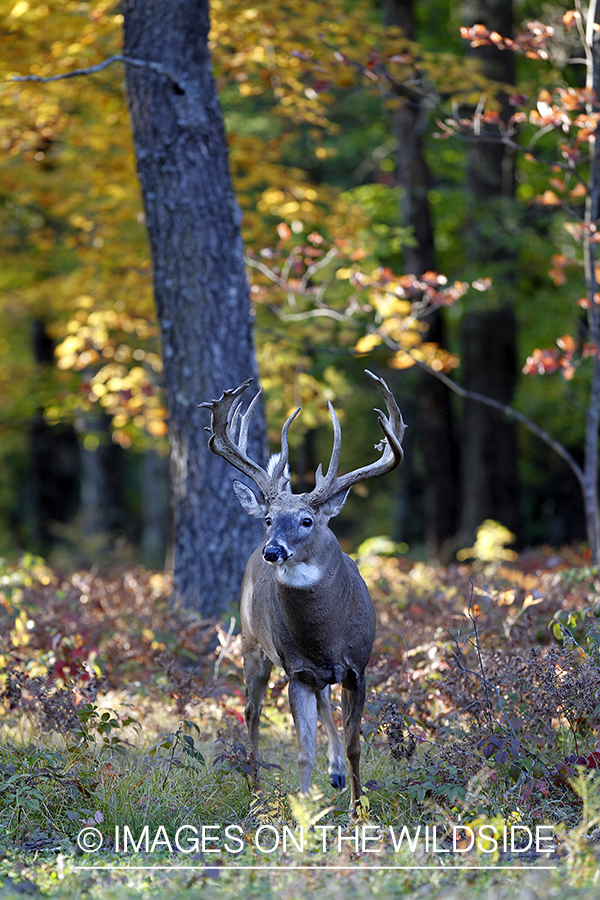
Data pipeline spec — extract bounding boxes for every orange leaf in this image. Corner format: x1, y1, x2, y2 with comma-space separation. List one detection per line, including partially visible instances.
563, 10, 581, 31
570, 183, 587, 198
557, 333, 576, 353
537, 190, 562, 206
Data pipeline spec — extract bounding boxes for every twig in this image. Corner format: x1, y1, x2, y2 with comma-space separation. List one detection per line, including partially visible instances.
393, 625, 413, 715
404, 354, 585, 487
466, 579, 493, 731
280, 307, 350, 322
250, 242, 584, 490
8, 55, 186, 92
213, 616, 236, 681
443, 604, 518, 742
366, 318, 585, 484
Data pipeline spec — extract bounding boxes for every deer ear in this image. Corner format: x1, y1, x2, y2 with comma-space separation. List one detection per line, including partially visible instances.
233, 480, 268, 518
318, 488, 351, 519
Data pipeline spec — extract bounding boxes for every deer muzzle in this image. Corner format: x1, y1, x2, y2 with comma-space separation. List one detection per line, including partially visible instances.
263, 542, 292, 564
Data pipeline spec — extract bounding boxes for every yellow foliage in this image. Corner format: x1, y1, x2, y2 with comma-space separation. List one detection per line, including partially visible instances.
355, 334, 382, 355
0, 0, 494, 458
457, 520, 518, 563
390, 350, 416, 370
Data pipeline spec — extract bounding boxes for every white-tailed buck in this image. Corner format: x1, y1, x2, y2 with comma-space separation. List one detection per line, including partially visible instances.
200, 370, 406, 811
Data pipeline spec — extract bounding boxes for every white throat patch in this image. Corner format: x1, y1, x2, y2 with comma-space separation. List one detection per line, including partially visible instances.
274, 562, 323, 588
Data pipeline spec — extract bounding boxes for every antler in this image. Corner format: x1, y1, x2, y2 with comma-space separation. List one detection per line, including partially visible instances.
198, 379, 299, 502
200, 370, 405, 506
307, 369, 406, 507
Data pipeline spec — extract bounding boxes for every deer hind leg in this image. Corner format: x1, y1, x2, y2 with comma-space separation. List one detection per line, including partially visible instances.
341, 673, 367, 812
316, 686, 346, 790
287, 679, 318, 795
243, 644, 272, 780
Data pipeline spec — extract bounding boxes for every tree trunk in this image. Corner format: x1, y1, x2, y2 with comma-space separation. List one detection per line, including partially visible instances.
460, 310, 519, 538
459, 0, 519, 544
78, 411, 124, 542
139, 448, 170, 568
582, 0, 600, 562
383, 0, 435, 277
28, 320, 79, 552
383, 0, 459, 554
123, 0, 265, 614
462, 0, 515, 200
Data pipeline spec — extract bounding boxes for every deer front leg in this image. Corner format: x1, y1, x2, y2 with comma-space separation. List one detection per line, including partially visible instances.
316, 686, 345, 790
288, 679, 318, 794
341, 673, 367, 812
243, 641, 272, 781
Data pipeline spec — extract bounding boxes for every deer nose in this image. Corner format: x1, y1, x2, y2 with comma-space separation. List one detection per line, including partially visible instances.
263, 543, 290, 563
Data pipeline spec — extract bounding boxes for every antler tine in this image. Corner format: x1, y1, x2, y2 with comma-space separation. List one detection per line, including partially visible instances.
198, 377, 253, 417
307, 401, 343, 505
325, 401, 342, 478
235, 387, 263, 456
367, 368, 405, 466
307, 370, 406, 507
228, 394, 245, 440
269, 406, 300, 495
198, 379, 271, 498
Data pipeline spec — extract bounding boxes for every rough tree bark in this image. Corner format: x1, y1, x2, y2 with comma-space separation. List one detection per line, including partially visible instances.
383, 0, 459, 555
123, 0, 265, 614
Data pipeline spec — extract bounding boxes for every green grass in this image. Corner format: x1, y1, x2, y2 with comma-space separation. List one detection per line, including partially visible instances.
1, 692, 600, 899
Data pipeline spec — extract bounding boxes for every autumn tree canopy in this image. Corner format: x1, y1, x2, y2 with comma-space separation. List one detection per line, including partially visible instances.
0, 0, 598, 574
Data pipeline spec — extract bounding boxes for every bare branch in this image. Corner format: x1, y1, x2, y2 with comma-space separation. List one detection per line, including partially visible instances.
244, 254, 288, 288
299, 246, 339, 290
443, 617, 517, 741
213, 616, 237, 682
466, 579, 493, 731
407, 355, 585, 488
280, 307, 350, 322
8, 55, 186, 92
393, 625, 413, 712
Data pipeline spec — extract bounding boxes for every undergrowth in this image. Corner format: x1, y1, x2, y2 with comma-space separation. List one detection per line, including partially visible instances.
0, 548, 599, 897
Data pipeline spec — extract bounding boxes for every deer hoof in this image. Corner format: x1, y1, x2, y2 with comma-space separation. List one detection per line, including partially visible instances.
329, 772, 345, 789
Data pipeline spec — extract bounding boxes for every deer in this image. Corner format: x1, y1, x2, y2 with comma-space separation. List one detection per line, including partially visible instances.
199, 369, 406, 813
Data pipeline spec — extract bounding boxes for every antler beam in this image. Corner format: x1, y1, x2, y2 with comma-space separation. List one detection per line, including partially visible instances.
198, 379, 272, 498
199, 379, 298, 502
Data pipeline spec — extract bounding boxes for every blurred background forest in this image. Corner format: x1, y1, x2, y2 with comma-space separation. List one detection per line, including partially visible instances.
0, 0, 593, 575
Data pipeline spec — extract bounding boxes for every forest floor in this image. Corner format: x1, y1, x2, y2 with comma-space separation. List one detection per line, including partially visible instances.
1, 541, 600, 899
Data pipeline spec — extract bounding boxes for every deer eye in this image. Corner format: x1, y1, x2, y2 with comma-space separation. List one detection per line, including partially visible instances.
265, 516, 272, 527
300, 517, 313, 528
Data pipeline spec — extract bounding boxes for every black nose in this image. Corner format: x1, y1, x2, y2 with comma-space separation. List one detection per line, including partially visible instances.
263, 544, 287, 563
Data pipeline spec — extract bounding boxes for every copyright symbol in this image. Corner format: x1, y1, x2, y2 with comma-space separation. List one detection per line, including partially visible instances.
77, 827, 103, 853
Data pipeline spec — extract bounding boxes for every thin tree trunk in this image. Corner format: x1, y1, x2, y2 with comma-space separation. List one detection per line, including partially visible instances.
78, 411, 123, 542
123, 0, 265, 614
140, 448, 170, 568
461, 310, 519, 536
29, 320, 79, 551
459, 0, 519, 545
383, 0, 459, 554
462, 0, 515, 200
582, 0, 600, 562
